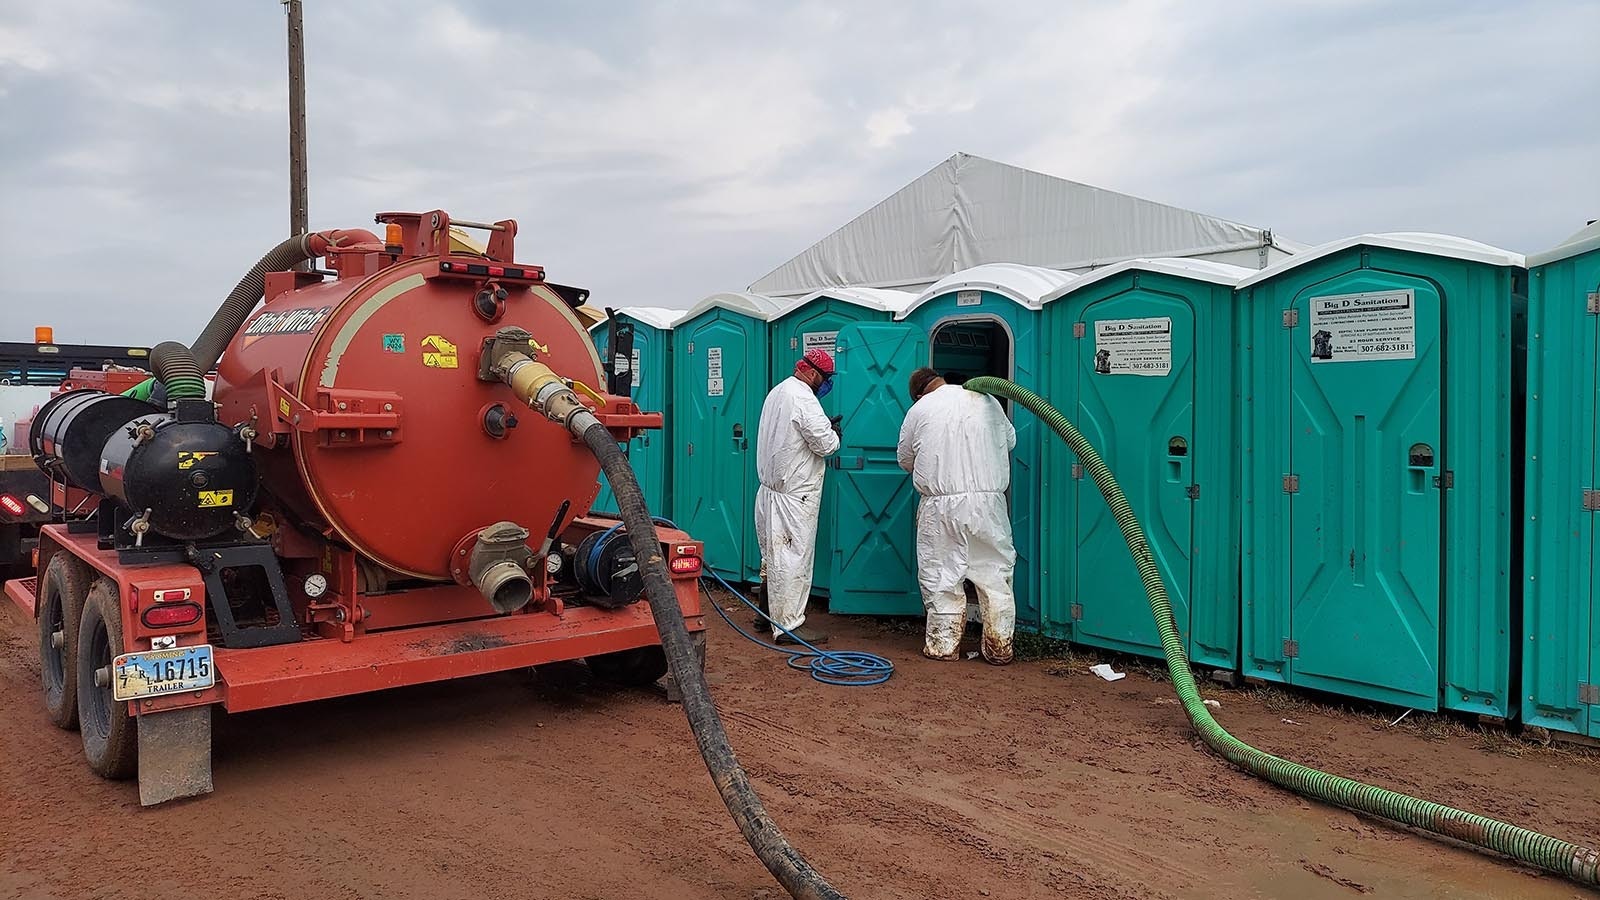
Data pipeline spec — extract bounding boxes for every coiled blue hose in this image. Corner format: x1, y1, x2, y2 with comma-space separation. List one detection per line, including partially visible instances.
701, 568, 894, 687
586, 517, 893, 687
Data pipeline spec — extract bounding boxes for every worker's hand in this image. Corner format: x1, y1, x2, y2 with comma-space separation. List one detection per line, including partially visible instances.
828, 414, 843, 438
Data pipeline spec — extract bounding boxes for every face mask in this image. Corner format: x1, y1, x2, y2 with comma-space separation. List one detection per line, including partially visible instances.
801, 357, 833, 399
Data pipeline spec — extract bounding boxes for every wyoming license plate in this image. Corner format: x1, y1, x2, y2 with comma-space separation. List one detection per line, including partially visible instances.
112, 645, 215, 702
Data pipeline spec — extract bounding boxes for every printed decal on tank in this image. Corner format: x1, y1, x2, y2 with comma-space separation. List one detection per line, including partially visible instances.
382, 333, 406, 353
243, 306, 334, 341
420, 334, 459, 369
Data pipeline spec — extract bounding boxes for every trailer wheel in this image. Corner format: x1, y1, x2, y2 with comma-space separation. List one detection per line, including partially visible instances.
76, 579, 137, 780
587, 646, 669, 687
38, 554, 89, 730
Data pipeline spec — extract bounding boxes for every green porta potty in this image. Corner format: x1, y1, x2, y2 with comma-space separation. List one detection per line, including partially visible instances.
672, 292, 787, 582
829, 264, 1076, 626
1038, 259, 1250, 671
589, 307, 686, 521
769, 287, 914, 598
1522, 220, 1600, 738
1239, 233, 1526, 716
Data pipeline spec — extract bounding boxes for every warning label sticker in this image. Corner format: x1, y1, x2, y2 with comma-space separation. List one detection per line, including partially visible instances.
631, 348, 641, 387
1093, 317, 1172, 377
1307, 290, 1416, 363
802, 331, 838, 357
420, 334, 459, 369
707, 347, 724, 397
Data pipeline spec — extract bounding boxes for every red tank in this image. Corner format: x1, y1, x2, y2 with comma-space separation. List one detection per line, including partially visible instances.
216, 211, 610, 581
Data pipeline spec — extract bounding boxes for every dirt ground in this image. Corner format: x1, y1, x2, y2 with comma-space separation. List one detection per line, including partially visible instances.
2, 593, 1598, 900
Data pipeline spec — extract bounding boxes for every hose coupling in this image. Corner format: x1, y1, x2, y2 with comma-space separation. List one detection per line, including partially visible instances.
478, 327, 587, 426
468, 521, 536, 614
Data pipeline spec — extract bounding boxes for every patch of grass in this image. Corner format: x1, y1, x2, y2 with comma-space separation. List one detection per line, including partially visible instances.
1012, 630, 1077, 662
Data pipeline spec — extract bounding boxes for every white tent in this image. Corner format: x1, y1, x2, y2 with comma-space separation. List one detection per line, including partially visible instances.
750, 152, 1304, 297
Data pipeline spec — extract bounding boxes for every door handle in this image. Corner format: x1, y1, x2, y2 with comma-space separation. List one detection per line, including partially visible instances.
1406, 442, 1435, 494
1166, 436, 1188, 484
732, 423, 747, 452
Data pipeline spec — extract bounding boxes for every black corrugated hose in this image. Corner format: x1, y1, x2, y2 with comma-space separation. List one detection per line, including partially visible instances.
190, 234, 320, 373
577, 416, 846, 900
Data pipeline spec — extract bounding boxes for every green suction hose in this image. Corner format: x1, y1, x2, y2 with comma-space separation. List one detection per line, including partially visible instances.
962, 376, 1600, 888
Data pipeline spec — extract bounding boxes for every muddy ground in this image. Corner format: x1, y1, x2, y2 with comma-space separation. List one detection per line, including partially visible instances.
2, 593, 1597, 900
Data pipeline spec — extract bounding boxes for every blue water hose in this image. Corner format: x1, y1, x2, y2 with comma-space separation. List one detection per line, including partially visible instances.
700, 567, 894, 687
589, 516, 894, 687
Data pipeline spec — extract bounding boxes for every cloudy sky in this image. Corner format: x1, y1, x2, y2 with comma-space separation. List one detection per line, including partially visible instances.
1, 0, 1595, 345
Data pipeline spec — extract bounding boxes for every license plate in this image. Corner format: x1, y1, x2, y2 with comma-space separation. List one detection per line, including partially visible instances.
112, 645, 215, 702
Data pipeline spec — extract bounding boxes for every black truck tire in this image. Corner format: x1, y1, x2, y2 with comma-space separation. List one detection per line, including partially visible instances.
76, 579, 137, 779
38, 554, 89, 730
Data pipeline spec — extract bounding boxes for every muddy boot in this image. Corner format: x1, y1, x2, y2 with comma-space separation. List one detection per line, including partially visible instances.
774, 623, 830, 646
981, 631, 1014, 666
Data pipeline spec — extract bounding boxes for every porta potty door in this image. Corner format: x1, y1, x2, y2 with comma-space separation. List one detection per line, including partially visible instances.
771, 301, 884, 597
828, 322, 927, 615
1286, 276, 1443, 710
1523, 248, 1600, 738
1071, 295, 1196, 660
591, 320, 668, 517
624, 321, 669, 517
591, 321, 621, 514
675, 311, 763, 580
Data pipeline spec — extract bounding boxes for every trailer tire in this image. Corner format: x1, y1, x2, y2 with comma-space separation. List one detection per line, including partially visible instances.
38, 554, 89, 730
587, 645, 669, 687
77, 579, 137, 780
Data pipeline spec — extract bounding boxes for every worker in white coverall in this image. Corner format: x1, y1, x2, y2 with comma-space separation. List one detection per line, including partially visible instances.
753, 347, 841, 645
897, 367, 1018, 665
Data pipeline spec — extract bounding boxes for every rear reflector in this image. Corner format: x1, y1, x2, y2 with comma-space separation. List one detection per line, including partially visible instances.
669, 556, 702, 575
0, 495, 23, 517
141, 602, 203, 629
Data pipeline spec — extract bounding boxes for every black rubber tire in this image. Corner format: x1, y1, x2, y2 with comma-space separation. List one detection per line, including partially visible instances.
37, 554, 89, 730
76, 579, 137, 780
587, 645, 669, 687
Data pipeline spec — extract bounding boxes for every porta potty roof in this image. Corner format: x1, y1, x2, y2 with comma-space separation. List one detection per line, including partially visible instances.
680, 291, 789, 323
588, 306, 690, 334
1039, 258, 1253, 306
1527, 220, 1600, 268
750, 152, 1303, 297
784, 286, 917, 318
897, 263, 1080, 319
1237, 232, 1525, 290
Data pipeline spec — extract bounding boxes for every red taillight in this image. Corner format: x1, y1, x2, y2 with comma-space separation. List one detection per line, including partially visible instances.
141, 602, 203, 629
0, 495, 23, 517
669, 556, 702, 575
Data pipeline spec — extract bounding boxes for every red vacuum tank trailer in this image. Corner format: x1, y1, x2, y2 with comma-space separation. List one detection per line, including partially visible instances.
5, 211, 709, 804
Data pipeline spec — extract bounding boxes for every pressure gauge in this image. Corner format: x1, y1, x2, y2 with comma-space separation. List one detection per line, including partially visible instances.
545, 552, 563, 576
303, 573, 328, 599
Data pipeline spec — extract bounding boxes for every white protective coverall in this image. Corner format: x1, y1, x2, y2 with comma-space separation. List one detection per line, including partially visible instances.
896, 384, 1018, 661
754, 376, 841, 632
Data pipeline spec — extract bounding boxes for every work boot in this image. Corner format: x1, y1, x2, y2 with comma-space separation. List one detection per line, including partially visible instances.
751, 582, 771, 633
774, 623, 830, 646
981, 633, 1014, 666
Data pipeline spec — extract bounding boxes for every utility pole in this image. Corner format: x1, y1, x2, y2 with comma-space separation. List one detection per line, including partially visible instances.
285, 0, 309, 244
